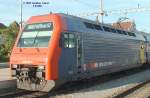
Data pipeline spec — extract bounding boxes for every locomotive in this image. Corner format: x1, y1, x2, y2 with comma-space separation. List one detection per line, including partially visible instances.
10, 13, 150, 92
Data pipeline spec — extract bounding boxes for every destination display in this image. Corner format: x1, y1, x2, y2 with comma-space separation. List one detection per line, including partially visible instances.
24, 22, 53, 31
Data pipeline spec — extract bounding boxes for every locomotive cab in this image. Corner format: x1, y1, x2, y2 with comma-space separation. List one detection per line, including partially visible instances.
10, 14, 64, 92
10, 22, 54, 91
10, 14, 83, 92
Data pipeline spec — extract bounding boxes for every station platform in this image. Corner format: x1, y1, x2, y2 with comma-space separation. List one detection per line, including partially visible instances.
0, 66, 16, 91
0, 68, 12, 81
0, 63, 9, 69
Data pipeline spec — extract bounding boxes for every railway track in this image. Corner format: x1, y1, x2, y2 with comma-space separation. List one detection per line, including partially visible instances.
0, 66, 149, 98
0, 89, 48, 98
51, 66, 150, 98
113, 80, 150, 98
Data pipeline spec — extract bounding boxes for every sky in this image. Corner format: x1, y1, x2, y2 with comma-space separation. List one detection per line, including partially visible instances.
0, 0, 150, 32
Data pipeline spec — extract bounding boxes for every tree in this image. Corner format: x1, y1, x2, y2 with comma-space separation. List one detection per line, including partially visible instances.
0, 23, 7, 29
0, 21, 19, 60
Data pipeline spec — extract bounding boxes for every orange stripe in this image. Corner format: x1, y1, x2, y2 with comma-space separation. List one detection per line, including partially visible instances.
45, 14, 64, 80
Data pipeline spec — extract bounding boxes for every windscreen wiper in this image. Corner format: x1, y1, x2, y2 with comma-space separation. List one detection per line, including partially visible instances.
33, 31, 39, 47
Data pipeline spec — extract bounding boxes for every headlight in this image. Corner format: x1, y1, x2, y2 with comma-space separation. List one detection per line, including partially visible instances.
12, 64, 18, 68
38, 65, 45, 69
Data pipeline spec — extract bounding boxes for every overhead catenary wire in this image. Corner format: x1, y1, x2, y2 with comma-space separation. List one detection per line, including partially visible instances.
69, 1, 150, 23
75, 6, 150, 19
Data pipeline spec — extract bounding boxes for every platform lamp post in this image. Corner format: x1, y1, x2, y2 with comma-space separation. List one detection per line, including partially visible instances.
20, 0, 23, 29
100, 0, 104, 23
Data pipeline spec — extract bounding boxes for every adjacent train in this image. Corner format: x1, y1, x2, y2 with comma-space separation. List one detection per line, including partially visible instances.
10, 13, 150, 92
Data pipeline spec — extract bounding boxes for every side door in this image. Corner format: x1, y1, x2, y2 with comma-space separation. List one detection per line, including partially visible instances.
140, 42, 145, 64
59, 33, 77, 79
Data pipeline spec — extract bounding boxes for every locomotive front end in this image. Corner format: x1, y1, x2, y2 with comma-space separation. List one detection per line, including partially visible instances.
10, 14, 63, 92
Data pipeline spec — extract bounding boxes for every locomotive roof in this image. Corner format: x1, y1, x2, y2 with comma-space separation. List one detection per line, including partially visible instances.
30, 13, 146, 41
30, 13, 136, 33
59, 13, 111, 29
59, 13, 138, 36
30, 13, 147, 34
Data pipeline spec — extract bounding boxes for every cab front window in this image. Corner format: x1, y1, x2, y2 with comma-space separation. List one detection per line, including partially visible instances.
18, 22, 53, 47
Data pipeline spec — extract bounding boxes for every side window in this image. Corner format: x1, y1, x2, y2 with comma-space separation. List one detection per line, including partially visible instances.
63, 33, 76, 48
64, 34, 69, 48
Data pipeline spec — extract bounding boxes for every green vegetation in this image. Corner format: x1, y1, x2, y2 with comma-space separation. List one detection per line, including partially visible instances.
0, 21, 19, 62
0, 23, 7, 29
